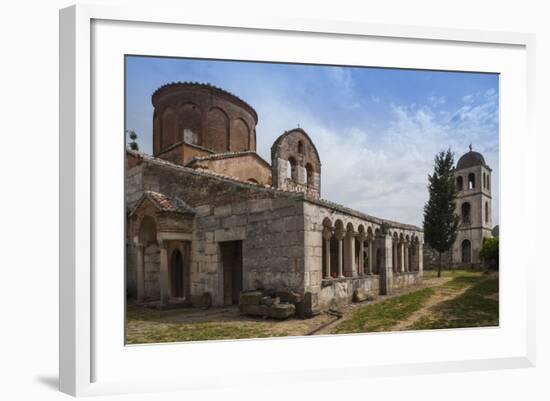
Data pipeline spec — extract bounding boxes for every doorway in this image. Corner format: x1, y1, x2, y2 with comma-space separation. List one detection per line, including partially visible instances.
171, 249, 184, 298
220, 241, 243, 305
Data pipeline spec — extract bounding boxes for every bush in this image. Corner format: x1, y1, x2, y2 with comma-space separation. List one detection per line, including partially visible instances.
479, 236, 499, 270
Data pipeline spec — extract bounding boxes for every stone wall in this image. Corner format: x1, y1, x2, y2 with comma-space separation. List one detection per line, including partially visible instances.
128, 156, 308, 306
392, 272, 421, 289
318, 276, 379, 310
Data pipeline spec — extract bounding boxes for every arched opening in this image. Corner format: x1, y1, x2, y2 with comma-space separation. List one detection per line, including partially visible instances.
456, 176, 463, 191
230, 118, 250, 151
461, 202, 471, 224
288, 157, 298, 181
204, 107, 229, 152
298, 140, 304, 154
179, 103, 202, 145
170, 249, 184, 298
468, 173, 476, 189
161, 108, 177, 151
485, 201, 489, 223
329, 235, 338, 277
305, 163, 313, 187
461, 240, 471, 263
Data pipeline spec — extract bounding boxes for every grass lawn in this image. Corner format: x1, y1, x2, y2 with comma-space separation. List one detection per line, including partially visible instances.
333, 287, 435, 334
126, 307, 287, 344
408, 276, 499, 330
332, 270, 498, 334
126, 270, 499, 343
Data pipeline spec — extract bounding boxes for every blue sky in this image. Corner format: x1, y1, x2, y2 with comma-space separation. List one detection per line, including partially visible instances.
125, 56, 499, 227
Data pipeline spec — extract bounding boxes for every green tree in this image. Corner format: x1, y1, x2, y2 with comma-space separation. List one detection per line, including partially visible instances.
480, 236, 499, 270
126, 129, 139, 151
423, 149, 460, 277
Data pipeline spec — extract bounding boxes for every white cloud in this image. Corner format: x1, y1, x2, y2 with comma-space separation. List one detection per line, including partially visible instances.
254, 88, 499, 227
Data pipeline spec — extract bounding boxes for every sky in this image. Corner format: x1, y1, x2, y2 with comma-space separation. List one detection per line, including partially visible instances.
125, 56, 499, 227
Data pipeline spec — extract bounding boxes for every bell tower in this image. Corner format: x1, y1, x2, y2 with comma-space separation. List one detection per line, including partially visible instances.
452, 145, 493, 267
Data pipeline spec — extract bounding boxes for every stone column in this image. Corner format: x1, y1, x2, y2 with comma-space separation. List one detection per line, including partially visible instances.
136, 243, 145, 302
399, 241, 405, 273
323, 228, 332, 279
336, 230, 345, 278
344, 231, 357, 277
368, 237, 374, 274
159, 240, 170, 307
358, 236, 365, 276
376, 231, 393, 295
405, 244, 410, 272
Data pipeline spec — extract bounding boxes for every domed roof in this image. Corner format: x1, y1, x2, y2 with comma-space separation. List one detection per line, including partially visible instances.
456, 148, 486, 170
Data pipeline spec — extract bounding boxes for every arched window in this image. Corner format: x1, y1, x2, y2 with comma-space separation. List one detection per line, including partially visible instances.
483, 172, 486, 189
487, 174, 490, 190
305, 163, 313, 187
288, 157, 298, 181
468, 173, 476, 189
461, 240, 471, 263
456, 176, 463, 191
485, 201, 489, 223
298, 140, 304, 155
461, 202, 471, 224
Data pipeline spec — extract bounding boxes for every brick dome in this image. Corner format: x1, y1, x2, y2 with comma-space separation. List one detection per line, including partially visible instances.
152, 82, 257, 155
456, 150, 486, 170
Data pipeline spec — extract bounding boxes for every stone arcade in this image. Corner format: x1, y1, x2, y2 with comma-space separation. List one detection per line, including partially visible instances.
126, 82, 424, 316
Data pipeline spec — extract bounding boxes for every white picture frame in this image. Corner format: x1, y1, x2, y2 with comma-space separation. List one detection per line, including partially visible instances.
59, 4, 536, 397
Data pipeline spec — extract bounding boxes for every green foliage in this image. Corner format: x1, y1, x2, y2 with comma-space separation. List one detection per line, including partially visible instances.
423, 149, 460, 254
126, 129, 139, 151
480, 236, 499, 269
423, 149, 459, 276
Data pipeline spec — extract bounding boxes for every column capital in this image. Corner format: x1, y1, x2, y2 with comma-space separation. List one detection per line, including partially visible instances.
322, 227, 333, 240
335, 229, 346, 240
158, 239, 169, 249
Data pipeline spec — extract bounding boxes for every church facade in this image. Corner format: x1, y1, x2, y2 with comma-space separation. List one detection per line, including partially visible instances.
126, 82, 424, 315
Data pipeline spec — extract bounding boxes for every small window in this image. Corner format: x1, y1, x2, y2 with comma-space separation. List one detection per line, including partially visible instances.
487, 174, 490, 190
468, 173, 475, 189
485, 201, 489, 223
456, 176, 463, 191
482, 172, 486, 189
461, 202, 471, 224
305, 163, 313, 187
298, 141, 304, 154
288, 157, 298, 181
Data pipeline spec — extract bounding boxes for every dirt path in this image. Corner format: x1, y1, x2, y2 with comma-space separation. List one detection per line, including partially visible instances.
390, 284, 469, 331
313, 275, 456, 335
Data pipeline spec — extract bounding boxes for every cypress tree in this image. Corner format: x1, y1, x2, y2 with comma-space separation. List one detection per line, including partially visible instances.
423, 149, 459, 277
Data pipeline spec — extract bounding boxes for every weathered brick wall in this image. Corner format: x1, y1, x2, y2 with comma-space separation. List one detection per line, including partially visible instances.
189, 154, 272, 186
152, 83, 257, 155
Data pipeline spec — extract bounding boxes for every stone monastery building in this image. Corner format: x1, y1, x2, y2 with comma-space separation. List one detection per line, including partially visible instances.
126, 82, 425, 316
